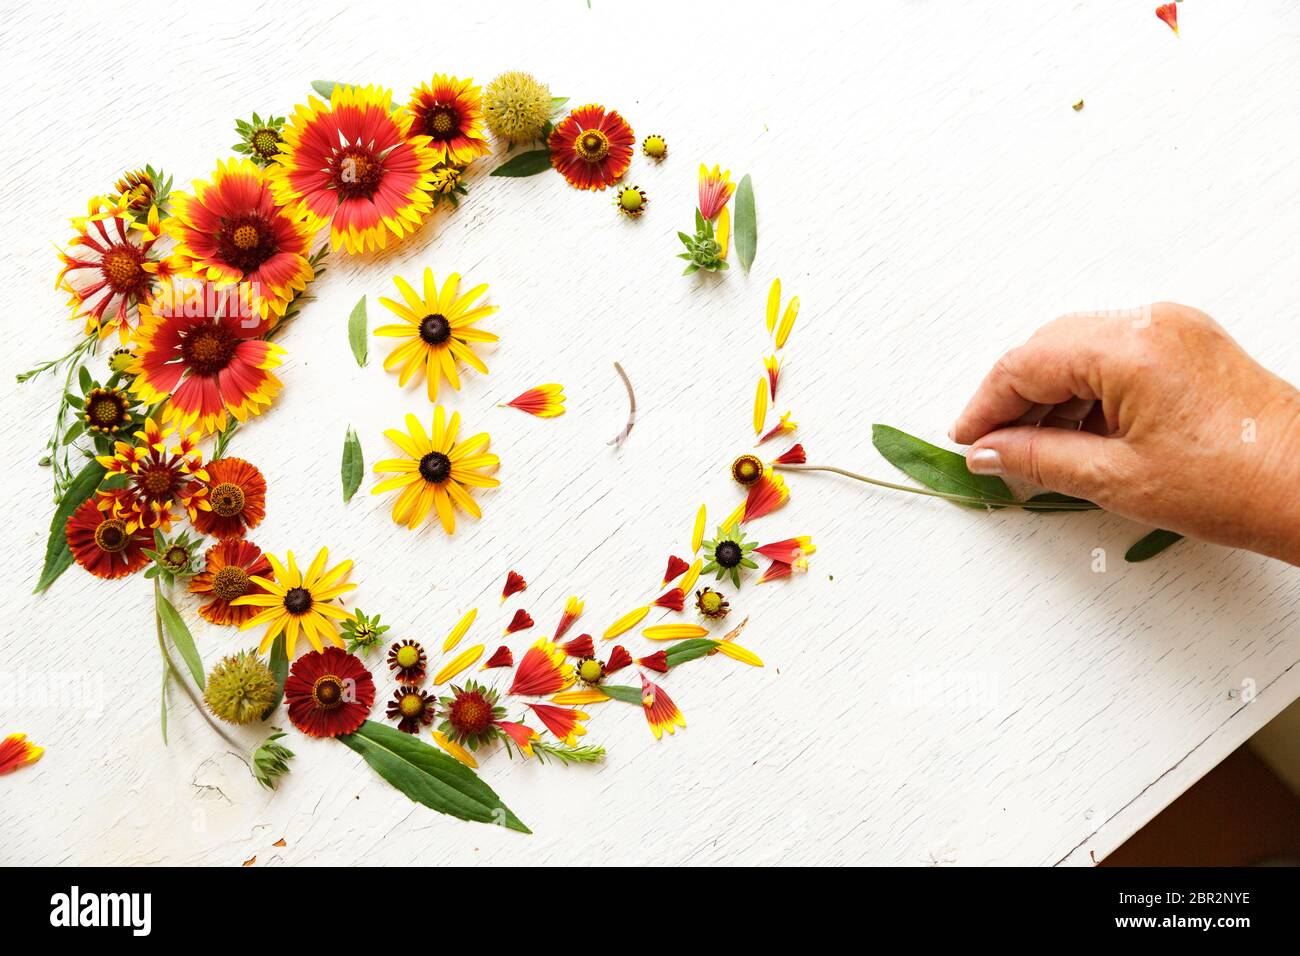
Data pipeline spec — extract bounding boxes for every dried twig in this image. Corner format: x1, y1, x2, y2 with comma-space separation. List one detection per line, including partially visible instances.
607, 361, 637, 446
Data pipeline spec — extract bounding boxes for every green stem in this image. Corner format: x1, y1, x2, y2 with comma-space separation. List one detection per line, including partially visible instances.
773, 463, 1101, 511
153, 580, 244, 751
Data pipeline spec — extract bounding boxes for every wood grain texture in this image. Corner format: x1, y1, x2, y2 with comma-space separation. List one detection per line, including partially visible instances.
1, 0, 1298, 866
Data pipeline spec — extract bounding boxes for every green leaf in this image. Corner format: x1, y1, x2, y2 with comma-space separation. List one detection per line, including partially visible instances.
1125, 529, 1184, 563
160, 664, 169, 746
871, 424, 1014, 507
734, 174, 757, 273
338, 720, 530, 832
598, 684, 643, 705
62, 420, 85, 445
261, 633, 288, 720
490, 149, 553, 178
78, 366, 92, 394
34, 459, 106, 593
252, 731, 294, 790
663, 639, 720, 669
347, 295, 367, 367
310, 80, 338, 99
1025, 491, 1095, 512
341, 425, 363, 503
549, 96, 569, 116
157, 593, 204, 689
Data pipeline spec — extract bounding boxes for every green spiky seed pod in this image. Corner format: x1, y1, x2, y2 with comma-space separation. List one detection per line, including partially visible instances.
203, 650, 278, 725
483, 71, 552, 145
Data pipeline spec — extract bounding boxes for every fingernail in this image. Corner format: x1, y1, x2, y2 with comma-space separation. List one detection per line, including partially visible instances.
967, 448, 1004, 475
947, 424, 958, 442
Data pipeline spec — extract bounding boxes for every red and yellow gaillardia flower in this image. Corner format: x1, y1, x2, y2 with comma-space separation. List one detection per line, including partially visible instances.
376, 269, 497, 401
57, 198, 170, 341
192, 457, 267, 539
437, 679, 507, 751
166, 158, 315, 324
548, 104, 635, 191
66, 491, 153, 579
268, 84, 439, 254
232, 547, 356, 656
283, 646, 375, 738
95, 418, 208, 531
406, 75, 491, 167
189, 539, 274, 626
697, 164, 736, 220
0, 733, 44, 776
373, 408, 500, 535
128, 280, 285, 435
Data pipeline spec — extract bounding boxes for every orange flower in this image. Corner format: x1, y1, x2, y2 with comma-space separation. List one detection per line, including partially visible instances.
742, 468, 789, 523
0, 733, 43, 775
65, 491, 152, 580
526, 703, 588, 746
192, 457, 266, 539
406, 75, 491, 166
95, 418, 208, 531
503, 384, 565, 417
189, 539, 274, 626
509, 638, 574, 696
640, 673, 686, 740
548, 104, 635, 190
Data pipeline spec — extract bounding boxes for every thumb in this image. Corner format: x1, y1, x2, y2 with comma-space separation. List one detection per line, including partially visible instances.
966, 426, 1126, 502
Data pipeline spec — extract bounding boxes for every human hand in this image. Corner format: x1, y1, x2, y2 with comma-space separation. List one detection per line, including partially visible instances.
950, 303, 1300, 566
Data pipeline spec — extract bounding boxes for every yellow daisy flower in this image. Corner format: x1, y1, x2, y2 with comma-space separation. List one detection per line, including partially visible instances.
373, 407, 500, 535
232, 547, 356, 656
376, 268, 498, 401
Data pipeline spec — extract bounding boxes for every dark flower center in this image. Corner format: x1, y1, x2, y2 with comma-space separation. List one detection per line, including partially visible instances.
450, 692, 491, 735
418, 313, 451, 344
399, 693, 425, 718
332, 145, 383, 199
312, 675, 344, 709
181, 324, 238, 377
212, 565, 250, 601
87, 391, 128, 429
163, 545, 189, 570
283, 587, 313, 615
217, 214, 278, 272
210, 481, 246, 517
138, 463, 178, 501
94, 518, 129, 553
425, 106, 458, 139
731, 454, 763, 486
100, 243, 148, 294
715, 541, 743, 568
418, 451, 452, 484
576, 129, 609, 163
251, 128, 281, 159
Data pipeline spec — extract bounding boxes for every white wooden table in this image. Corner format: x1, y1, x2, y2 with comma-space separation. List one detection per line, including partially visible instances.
3, 0, 1298, 866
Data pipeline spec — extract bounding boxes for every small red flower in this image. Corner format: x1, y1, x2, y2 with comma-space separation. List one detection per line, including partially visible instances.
604, 644, 633, 675
0, 733, 43, 775
192, 457, 266, 539
560, 633, 595, 659
387, 639, 428, 683
773, 443, 806, 465
1155, 3, 1178, 35
386, 685, 436, 734
504, 608, 534, 634
65, 491, 153, 579
548, 104, 635, 191
501, 569, 526, 601
636, 650, 669, 673
483, 645, 514, 669
652, 588, 685, 612
526, 703, 588, 746
188, 538, 273, 626
283, 647, 375, 738
662, 555, 689, 586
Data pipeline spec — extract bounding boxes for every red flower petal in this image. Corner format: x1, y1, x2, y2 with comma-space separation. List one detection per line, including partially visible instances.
501, 570, 526, 601
1155, 3, 1178, 35
604, 645, 633, 674
483, 645, 514, 669
773, 443, 806, 465
652, 587, 685, 612
636, 650, 669, 673
505, 608, 534, 634
662, 554, 689, 586
560, 633, 595, 659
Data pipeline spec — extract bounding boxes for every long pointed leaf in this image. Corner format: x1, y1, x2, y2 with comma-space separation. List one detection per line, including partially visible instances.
341, 426, 363, 502
338, 720, 530, 832
734, 174, 757, 273
1125, 529, 1183, 562
260, 634, 288, 720
157, 593, 204, 688
34, 459, 106, 593
347, 296, 367, 367
872, 424, 1014, 507
491, 149, 553, 178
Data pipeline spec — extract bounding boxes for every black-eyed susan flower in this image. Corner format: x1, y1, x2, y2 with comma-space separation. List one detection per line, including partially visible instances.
0, 733, 43, 775
166, 158, 315, 325
204, 650, 278, 725
526, 703, 587, 746
701, 525, 758, 588
554, 596, 583, 639
548, 104, 635, 191
386, 685, 437, 734
407, 75, 491, 167
503, 384, 565, 417
758, 411, 797, 446
731, 454, 764, 487
372, 408, 500, 535
483, 71, 552, 145
642, 134, 668, 161
614, 185, 647, 218
509, 638, 574, 696
128, 280, 285, 435
697, 164, 735, 220
268, 84, 439, 254
232, 547, 356, 656
283, 647, 375, 738
65, 491, 153, 579
57, 197, 171, 341
95, 418, 208, 531
640, 673, 686, 740
438, 680, 507, 750
189, 539, 274, 627
342, 609, 390, 656
695, 587, 730, 619
376, 269, 497, 401
232, 112, 286, 166
192, 457, 266, 539
387, 639, 427, 683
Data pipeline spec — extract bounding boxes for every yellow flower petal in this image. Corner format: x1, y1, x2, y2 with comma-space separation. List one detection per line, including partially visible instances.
714, 641, 763, 667
691, 503, 706, 554
433, 644, 484, 685
716, 205, 730, 259
721, 500, 745, 532
766, 278, 781, 333
551, 688, 611, 705
753, 375, 768, 436
603, 605, 650, 640
643, 623, 710, 641
432, 731, 477, 768
443, 607, 477, 651
679, 558, 703, 596
775, 296, 799, 349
